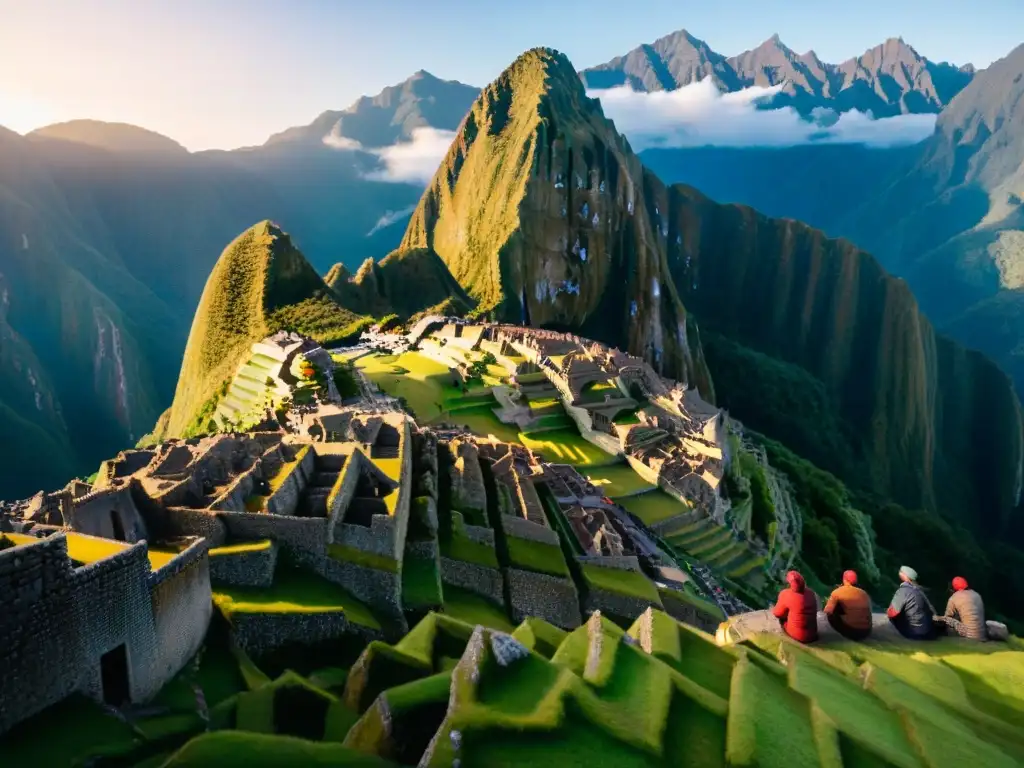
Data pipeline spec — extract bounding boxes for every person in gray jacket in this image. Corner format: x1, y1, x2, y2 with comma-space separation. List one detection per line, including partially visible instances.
886, 566, 936, 640
943, 576, 987, 640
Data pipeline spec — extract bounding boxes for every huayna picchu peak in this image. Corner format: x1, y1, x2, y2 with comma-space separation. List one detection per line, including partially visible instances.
401, 47, 714, 395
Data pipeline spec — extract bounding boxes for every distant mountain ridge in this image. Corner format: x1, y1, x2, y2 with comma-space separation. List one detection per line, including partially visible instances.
581, 29, 975, 116
263, 70, 480, 149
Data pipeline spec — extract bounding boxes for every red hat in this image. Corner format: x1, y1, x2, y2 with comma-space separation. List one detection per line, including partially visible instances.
843, 570, 858, 585
786, 570, 805, 591
952, 576, 968, 591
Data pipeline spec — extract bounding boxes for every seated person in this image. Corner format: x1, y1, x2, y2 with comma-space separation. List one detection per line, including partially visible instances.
942, 576, 987, 640
824, 569, 872, 640
772, 570, 819, 643
887, 566, 936, 640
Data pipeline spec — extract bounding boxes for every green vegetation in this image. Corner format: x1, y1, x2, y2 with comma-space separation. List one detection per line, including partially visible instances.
520, 429, 616, 467
159, 222, 367, 439
213, 564, 381, 630
441, 585, 515, 632
506, 535, 571, 578
440, 529, 499, 569
584, 463, 655, 498
333, 365, 361, 399
617, 489, 688, 525
582, 563, 661, 604
7, 605, 1024, 766
401, 556, 443, 610
578, 380, 621, 403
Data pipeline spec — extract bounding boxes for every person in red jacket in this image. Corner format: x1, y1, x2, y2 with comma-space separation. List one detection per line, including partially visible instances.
772, 570, 819, 643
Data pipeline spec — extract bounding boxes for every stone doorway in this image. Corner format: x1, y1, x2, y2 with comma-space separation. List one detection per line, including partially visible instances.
100, 644, 130, 706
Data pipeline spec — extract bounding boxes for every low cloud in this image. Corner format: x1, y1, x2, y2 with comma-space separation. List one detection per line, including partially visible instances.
588, 80, 937, 149
366, 204, 417, 236
323, 126, 456, 185
321, 127, 362, 151
363, 127, 456, 184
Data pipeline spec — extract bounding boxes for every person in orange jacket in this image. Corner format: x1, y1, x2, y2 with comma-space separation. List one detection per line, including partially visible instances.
771, 570, 819, 643
823, 569, 873, 640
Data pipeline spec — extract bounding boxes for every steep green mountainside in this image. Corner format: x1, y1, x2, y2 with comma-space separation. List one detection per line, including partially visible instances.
400, 48, 712, 392
157, 221, 367, 439
666, 183, 1024, 542
581, 30, 974, 116
326, 247, 474, 319
0, 126, 181, 495
264, 69, 480, 148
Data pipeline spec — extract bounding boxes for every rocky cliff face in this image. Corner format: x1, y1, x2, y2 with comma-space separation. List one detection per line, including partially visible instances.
400, 48, 712, 394
667, 184, 1024, 538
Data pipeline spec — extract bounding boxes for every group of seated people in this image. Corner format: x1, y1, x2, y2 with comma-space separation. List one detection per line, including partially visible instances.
771, 565, 988, 644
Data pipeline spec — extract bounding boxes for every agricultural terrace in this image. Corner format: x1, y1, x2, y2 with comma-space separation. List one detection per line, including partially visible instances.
616, 489, 690, 526
664, 516, 765, 582
213, 565, 381, 631
585, 464, 657, 498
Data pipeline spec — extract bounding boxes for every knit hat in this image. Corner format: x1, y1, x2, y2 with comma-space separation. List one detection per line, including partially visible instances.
899, 565, 918, 582
786, 570, 806, 592
952, 576, 968, 591
843, 569, 858, 585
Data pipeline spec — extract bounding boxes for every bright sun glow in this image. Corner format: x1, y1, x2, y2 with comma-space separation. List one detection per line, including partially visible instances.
0, 90, 59, 135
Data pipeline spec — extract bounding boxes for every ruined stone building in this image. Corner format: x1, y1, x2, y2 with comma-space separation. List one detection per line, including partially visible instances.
0, 530, 211, 734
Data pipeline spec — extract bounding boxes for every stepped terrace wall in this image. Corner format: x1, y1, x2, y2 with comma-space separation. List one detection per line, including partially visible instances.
209, 540, 278, 587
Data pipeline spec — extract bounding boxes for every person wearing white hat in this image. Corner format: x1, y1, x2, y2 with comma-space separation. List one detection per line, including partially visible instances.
886, 565, 937, 639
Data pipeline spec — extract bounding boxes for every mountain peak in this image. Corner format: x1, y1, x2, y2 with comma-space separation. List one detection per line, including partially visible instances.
400, 46, 712, 387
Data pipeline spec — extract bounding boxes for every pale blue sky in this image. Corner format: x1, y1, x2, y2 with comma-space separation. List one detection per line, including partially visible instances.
0, 0, 1020, 150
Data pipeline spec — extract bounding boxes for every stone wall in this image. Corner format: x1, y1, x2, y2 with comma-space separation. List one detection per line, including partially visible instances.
658, 591, 722, 634
228, 610, 381, 657
70, 540, 163, 703
68, 486, 151, 543
576, 554, 642, 572
219, 513, 327, 567
500, 515, 560, 546
148, 539, 212, 689
209, 461, 263, 513
0, 535, 84, 734
318, 558, 405, 634
584, 588, 661, 623
440, 557, 504, 605
265, 445, 315, 516
159, 508, 228, 548
209, 541, 278, 587
326, 449, 364, 541
507, 569, 581, 629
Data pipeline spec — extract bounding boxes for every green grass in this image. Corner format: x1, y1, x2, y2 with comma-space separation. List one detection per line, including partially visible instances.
355, 351, 458, 422
402, 555, 443, 610
582, 564, 661, 604
520, 429, 617, 467
618, 489, 690, 525
161, 731, 393, 766
441, 530, 499, 569
442, 585, 515, 632
213, 564, 381, 630
584, 464, 655, 498
445, 404, 521, 443
0, 694, 142, 765
506, 535, 571, 578
658, 587, 724, 624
